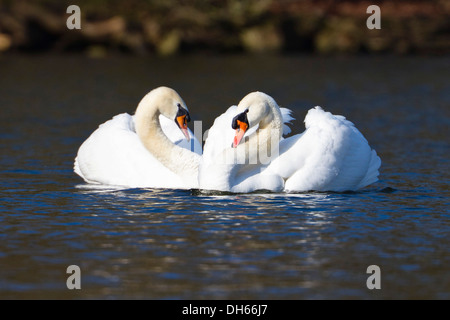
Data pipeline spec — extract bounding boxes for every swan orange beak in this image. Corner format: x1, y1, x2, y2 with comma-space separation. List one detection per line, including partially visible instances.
233, 120, 248, 148
176, 115, 190, 142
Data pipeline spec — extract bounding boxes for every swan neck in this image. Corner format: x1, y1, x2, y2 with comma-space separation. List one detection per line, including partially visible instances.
247, 107, 282, 159
135, 108, 198, 182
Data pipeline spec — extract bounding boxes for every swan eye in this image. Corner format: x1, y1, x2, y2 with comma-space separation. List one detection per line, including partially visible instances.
177, 103, 182, 108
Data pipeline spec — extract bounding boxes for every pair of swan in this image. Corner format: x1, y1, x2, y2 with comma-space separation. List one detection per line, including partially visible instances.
74, 87, 381, 192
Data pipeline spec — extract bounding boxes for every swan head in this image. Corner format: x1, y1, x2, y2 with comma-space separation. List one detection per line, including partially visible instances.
137, 86, 191, 141
232, 91, 275, 147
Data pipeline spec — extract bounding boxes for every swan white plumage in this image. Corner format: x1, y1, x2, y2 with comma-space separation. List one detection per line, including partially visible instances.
199, 91, 381, 193
74, 87, 202, 189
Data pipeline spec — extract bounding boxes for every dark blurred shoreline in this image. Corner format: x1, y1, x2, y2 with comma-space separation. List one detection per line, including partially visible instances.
0, 0, 449, 56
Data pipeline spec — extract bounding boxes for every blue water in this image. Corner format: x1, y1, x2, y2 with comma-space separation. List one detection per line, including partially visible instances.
0, 55, 449, 299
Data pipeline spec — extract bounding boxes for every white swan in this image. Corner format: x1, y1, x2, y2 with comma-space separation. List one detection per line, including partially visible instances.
74, 87, 202, 189
199, 92, 381, 193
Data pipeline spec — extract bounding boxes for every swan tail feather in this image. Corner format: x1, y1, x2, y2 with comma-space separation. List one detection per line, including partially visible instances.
280, 107, 295, 136
73, 157, 82, 177
357, 149, 382, 189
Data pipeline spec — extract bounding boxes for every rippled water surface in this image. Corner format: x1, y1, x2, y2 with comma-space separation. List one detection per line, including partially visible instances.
0, 55, 449, 299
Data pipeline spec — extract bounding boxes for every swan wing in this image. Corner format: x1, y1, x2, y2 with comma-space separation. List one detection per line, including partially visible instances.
74, 113, 188, 188
268, 106, 381, 192
280, 107, 294, 136
201, 105, 237, 165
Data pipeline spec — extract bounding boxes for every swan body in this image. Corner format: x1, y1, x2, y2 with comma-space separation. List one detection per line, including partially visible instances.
74, 87, 201, 189
199, 92, 381, 193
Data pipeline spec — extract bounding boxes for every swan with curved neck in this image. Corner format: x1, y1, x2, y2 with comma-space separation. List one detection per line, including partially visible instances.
200, 92, 288, 192
134, 87, 200, 184
200, 91, 381, 193
74, 86, 201, 189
